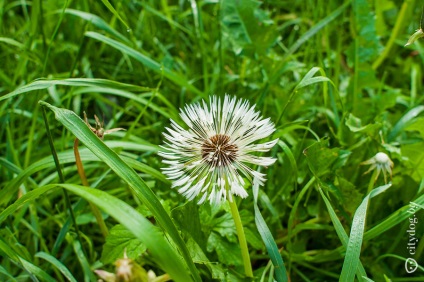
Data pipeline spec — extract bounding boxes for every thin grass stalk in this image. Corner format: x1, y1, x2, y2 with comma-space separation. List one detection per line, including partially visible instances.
366, 169, 379, 195
73, 138, 109, 238
41, 106, 87, 257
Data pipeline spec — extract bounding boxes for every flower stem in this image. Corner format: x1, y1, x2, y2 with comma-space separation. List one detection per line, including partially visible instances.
367, 169, 379, 195
228, 199, 253, 277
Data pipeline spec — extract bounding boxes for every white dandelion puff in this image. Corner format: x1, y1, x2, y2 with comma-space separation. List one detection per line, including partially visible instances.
361, 152, 394, 184
159, 95, 278, 205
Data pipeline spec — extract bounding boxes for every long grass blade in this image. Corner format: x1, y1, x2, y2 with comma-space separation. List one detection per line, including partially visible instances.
339, 184, 392, 281
39, 101, 200, 281
0, 184, 193, 281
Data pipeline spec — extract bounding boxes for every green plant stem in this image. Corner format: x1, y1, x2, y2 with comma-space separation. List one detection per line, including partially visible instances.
228, 199, 253, 278
41, 106, 87, 257
367, 169, 379, 195
73, 138, 109, 238
372, 0, 414, 70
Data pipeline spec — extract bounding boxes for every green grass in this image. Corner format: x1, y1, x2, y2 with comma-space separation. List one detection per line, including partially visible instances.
1, 0, 424, 281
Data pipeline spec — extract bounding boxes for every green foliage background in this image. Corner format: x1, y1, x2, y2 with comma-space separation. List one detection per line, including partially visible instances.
1, 0, 424, 281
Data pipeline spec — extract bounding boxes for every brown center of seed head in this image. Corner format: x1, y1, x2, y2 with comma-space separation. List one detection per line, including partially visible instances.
201, 134, 238, 167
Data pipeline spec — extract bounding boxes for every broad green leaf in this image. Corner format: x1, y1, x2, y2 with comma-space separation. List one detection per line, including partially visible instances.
348, 0, 382, 64
345, 113, 381, 135
303, 138, 340, 177
185, 238, 226, 280
220, 0, 278, 55
207, 232, 242, 266
101, 224, 147, 264
39, 101, 200, 281
340, 184, 392, 281
405, 117, 424, 139
171, 202, 205, 249
401, 142, 424, 182
336, 177, 363, 214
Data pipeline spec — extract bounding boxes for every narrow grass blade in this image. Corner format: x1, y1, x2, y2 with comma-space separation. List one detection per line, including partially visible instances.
0, 78, 150, 102
0, 184, 193, 282
35, 252, 78, 282
39, 101, 200, 281
278, 140, 297, 188
364, 193, 424, 241
72, 239, 97, 281
99, 0, 130, 30
388, 105, 424, 142
84, 31, 204, 97
283, 0, 350, 59
340, 184, 392, 281
0, 265, 17, 281
0, 238, 55, 282
0, 143, 167, 207
319, 188, 367, 280
63, 9, 131, 44
253, 175, 288, 282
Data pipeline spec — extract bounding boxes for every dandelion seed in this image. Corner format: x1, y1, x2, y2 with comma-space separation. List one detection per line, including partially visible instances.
159, 95, 278, 205
361, 152, 394, 184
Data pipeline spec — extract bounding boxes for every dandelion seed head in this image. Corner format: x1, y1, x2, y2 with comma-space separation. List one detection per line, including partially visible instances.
361, 152, 394, 184
159, 95, 278, 205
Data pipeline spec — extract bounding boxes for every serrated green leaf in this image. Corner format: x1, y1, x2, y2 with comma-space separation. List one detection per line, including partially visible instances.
401, 142, 424, 182
101, 224, 147, 264
303, 138, 340, 177
336, 177, 363, 214
220, 0, 278, 55
207, 232, 242, 266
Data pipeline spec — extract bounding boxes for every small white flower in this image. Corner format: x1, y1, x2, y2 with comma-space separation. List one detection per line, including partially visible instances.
361, 152, 394, 183
159, 95, 278, 205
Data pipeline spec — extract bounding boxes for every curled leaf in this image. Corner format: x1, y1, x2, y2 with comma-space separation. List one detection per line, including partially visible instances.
405, 29, 424, 46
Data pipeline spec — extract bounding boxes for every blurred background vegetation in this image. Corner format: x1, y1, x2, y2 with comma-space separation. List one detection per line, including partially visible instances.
1, 0, 424, 281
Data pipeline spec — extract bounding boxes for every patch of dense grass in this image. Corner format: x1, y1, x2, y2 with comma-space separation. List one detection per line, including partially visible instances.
1, 0, 423, 281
